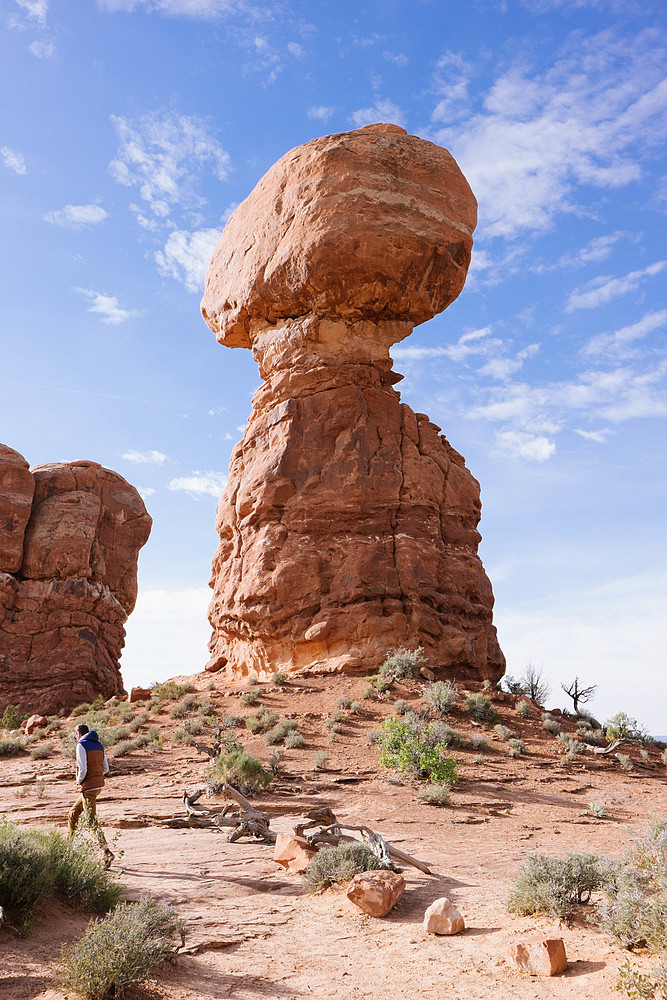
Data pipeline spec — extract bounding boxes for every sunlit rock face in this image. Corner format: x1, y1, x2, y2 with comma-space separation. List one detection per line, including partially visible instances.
201, 124, 505, 683
0, 448, 152, 714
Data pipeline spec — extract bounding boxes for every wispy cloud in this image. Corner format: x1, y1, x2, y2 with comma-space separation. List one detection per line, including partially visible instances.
574, 428, 613, 442
495, 429, 556, 462
122, 449, 166, 464
383, 50, 409, 67
167, 471, 227, 497
350, 98, 406, 129
433, 30, 667, 238
308, 105, 335, 122
44, 204, 108, 228
431, 50, 474, 124
1, 146, 27, 175
582, 309, 667, 359
28, 38, 55, 58
566, 261, 667, 311
74, 287, 142, 325
98, 0, 270, 17
13, 0, 48, 27
109, 111, 230, 221
155, 227, 221, 292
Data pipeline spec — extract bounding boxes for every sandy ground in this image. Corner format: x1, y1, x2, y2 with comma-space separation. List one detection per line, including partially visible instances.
1, 675, 665, 1000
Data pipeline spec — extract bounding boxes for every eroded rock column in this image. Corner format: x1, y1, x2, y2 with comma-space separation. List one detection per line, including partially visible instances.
0, 447, 151, 714
201, 123, 505, 682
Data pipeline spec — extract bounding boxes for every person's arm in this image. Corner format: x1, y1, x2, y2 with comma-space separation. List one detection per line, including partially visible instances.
76, 742, 87, 784
102, 749, 110, 775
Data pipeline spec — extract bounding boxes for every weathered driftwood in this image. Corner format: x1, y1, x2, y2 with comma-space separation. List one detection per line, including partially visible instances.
592, 740, 624, 755
300, 814, 434, 876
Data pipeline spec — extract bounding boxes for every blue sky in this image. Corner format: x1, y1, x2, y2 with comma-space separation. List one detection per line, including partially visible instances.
1, 0, 666, 731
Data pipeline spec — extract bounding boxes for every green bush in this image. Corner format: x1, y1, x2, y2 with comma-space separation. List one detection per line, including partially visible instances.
423, 680, 458, 715
245, 708, 279, 733
615, 960, 667, 1000
303, 843, 390, 893
271, 672, 288, 685
588, 802, 607, 819
378, 716, 457, 786
542, 715, 562, 735
508, 738, 526, 757
54, 899, 182, 999
606, 712, 649, 744
265, 719, 298, 745
206, 744, 271, 793
1, 703, 29, 729
284, 729, 304, 749
507, 851, 614, 922
464, 692, 498, 723
349, 701, 362, 715
0, 822, 121, 932
241, 689, 260, 706
169, 694, 199, 719
151, 681, 195, 702
0, 735, 27, 755
379, 646, 426, 680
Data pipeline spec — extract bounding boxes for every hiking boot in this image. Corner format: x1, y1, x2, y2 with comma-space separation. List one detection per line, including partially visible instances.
102, 847, 115, 869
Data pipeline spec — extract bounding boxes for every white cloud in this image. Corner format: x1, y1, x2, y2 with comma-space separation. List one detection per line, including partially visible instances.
1, 146, 27, 175
566, 231, 632, 267
167, 471, 227, 497
74, 287, 142, 325
44, 204, 108, 228
431, 50, 474, 124
583, 309, 667, 359
98, 0, 263, 16
495, 429, 556, 462
287, 41, 304, 57
154, 227, 221, 292
434, 31, 667, 238
308, 106, 335, 122
28, 38, 55, 58
137, 486, 156, 501
350, 98, 406, 129
566, 261, 667, 311
122, 449, 166, 464
109, 111, 230, 220
573, 428, 613, 442
14, 0, 48, 26
383, 50, 409, 67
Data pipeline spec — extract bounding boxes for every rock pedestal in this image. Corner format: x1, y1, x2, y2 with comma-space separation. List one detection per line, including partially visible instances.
201, 124, 505, 683
0, 446, 151, 715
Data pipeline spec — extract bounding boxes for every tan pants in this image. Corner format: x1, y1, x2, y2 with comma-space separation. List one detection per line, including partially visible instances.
67, 788, 108, 846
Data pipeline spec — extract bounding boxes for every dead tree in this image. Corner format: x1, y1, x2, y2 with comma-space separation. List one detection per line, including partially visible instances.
561, 677, 597, 715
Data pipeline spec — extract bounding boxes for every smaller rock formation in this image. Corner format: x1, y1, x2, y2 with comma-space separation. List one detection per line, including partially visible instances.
423, 896, 466, 935
346, 869, 406, 916
507, 937, 567, 976
273, 834, 318, 874
0, 446, 151, 715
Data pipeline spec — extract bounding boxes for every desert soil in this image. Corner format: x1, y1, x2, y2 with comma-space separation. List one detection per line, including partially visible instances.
1, 674, 665, 1000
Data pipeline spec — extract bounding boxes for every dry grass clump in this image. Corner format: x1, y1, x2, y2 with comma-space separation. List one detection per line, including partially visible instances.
245, 708, 279, 733
206, 744, 272, 793
418, 784, 452, 807
423, 680, 458, 715
53, 899, 182, 1000
463, 693, 498, 723
379, 646, 426, 680
265, 719, 298, 745
0, 735, 27, 756
303, 843, 391, 893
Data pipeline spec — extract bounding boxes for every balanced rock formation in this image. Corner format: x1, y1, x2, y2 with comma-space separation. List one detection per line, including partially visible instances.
201, 123, 504, 682
0, 445, 151, 714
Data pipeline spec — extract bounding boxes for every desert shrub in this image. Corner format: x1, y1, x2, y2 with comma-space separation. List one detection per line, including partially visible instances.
181, 718, 204, 736
112, 737, 149, 757
169, 694, 199, 719
378, 716, 457, 786
1, 703, 29, 729
515, 700, 531, 718
151, 681, 194, 702
330, 709, 346, 723
303, 843, 390, 893
557, 732, 584, 753
206, 744, 271, 793
542, 715, 562, 735
30, 741, 55, 760
362, 684, 376, 700
313, 751, 328, 770
418, 784, 451, 807
507, 851, 614, 922
271, 672, 288, 685
327, 722, 344, 735
473, 754, 485, 764
507, 738, 526, 756
54, 898, 182, 1000
366, 729, 382, 746
126, 713, 149, 734
617, 753, 635, 772
241, 689, 260, 707
597, 876, 667, 951
503, 675, 526, 695
521, 665, 551, 705
469, 732, 490, 751
494, 724, 515, 742
0, 822, 121, 932
337, 696, 351, 710
429, 722, 464, 748
423, 680, 458, 715
284, 730, 304, 749
641, 748, 652, 764
589, 802, 607, 819
197, 699, 216, 717
265, 719, 298, 745
615, 961, 667, 1000
393, 699, 408, 715
45, 718, 62, 734
0, 735, 27, 755
380, 646, 426, 680
245, 709, 279, 733
606, 712, 649, 744
464, 692, 498, 723
71, 702, 92, 717
349, 701, 362, 715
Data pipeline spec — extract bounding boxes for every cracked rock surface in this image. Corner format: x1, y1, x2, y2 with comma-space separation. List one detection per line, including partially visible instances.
0, 447, 151, 714
202, 124, 504, 682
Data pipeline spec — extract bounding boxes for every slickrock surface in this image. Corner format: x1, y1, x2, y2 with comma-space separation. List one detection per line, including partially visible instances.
0, 449, 151, 714
202, 124, 504, 682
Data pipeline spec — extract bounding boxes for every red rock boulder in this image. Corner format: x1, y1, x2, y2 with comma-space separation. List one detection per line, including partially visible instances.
346, 869, 406, 917
507, 937, 568, 976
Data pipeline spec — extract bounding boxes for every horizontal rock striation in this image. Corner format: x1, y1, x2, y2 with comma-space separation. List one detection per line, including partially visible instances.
0, 449, 151, 715
202, 124, 504, 683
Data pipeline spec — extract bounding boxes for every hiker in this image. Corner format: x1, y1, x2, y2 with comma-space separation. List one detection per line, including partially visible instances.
68, 723, 114, 866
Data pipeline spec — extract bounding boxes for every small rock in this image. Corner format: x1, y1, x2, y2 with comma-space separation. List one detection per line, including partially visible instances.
423, 896, 465, 935
128, 686, 153, 703
507, 937, 567, 977
420, 667, 436, 681
346, 870, 405, 917
272, 834, 318, 874
24, 714, 47, 735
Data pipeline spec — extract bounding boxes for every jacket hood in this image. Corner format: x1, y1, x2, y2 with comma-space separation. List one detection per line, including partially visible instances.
80, 730, 100, 744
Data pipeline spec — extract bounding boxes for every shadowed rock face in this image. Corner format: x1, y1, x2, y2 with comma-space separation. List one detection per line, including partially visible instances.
0, 452, 151, 714
201, 124, 505, 682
